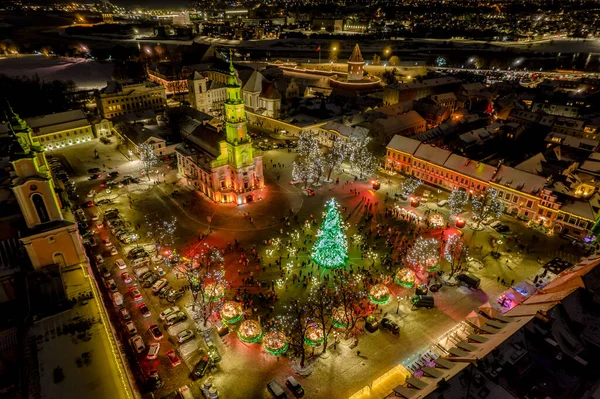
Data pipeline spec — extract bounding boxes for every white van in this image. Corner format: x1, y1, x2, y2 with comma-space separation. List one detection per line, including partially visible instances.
111, 292, 123, 306
178, 385, 195, 399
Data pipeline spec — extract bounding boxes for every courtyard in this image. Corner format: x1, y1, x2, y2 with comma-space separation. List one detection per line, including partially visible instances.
53, 138, 585, 399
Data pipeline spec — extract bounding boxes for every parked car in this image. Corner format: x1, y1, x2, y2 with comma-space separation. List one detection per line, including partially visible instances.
105, 279, 117, 292
456, 273, 481, 289
124, 321, 137, 336
437, 200, 448, 207
166, 349, 181, 367
130, 335, 145, 353
304, 188, 316, 196
88, 168, 101, 174
115, 259, 127, 269
147, 342, 160, 360
121, 272, 132, 284
267, 380, 289, 399
130, 288, 143, 302
177, 329, 194, 343
109, 246, 119, 256
147, 370, 162, 390
381, 318, 400, 335
165, 311, 187, 326
119, 307, 131, 320
286, 376, 305, 398
94, 254, 104, 264
139, 303, 151, 317
191, 356, 212, 379
149, 324, 163, 340
100, 266, 111, 278
151, 278, 168, 294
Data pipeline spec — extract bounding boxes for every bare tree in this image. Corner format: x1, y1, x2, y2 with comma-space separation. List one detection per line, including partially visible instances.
444, 234, 469, 278
138, 142, 157, 181
335, 274, 370, 343
181, 244, 226, 327
309, 282, 336, 355
324, 138, 346, 181
276, 299, 313, 368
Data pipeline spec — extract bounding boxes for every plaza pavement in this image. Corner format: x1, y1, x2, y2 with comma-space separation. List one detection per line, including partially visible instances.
52, 140, 586, 399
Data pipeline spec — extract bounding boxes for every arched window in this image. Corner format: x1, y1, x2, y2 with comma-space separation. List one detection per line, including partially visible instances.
31, 193, 50, 224
52, 252, 66, 268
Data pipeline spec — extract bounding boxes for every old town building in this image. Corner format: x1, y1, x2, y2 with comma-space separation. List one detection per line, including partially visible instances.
176, 59, 264, 205
96, 81, 167, 120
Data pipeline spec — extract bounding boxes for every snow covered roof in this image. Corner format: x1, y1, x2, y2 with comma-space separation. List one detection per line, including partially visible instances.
320, 122, 368, 140
387, 135, 421, 154
394, 110, 426, 129
443, 154, 497, 182
26, 110, 89, 136
414, 144, 451, 166
560, 194, 600, 221
243, 70, 264, 93
515, 153, 547, 175
492, 165, 547, 195
388, 76, 461, 91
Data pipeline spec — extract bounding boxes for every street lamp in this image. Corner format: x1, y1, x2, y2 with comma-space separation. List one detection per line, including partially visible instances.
396, 295, 401, 314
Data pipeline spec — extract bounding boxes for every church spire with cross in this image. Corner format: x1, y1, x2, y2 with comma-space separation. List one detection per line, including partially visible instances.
223, 51, 248, 144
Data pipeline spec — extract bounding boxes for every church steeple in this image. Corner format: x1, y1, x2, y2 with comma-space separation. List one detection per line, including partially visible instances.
4, 101, 41, 160
223, 52, 248, 143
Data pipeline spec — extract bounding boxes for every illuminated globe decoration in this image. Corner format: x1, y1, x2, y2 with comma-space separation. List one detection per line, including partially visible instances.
311, 199, 348, 269
237, 320, 262, 343
220, 301, 243, 323
332, 307, 351, 329
305, 325, 325, 346
203, 282, 225, 302
263, 331, 289, 355
395, 268, 416, 288
368, 284, 391, 305
429, 214, 444, 229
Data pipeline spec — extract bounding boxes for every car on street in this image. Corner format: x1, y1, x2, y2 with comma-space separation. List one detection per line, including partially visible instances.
130, 335, 145, 353
437, 200, 448, 207
147, 342, 160, 360
95, 221, 104, 228
489, 220, 502, 229
109, 246, 119, 256
286, 376, 305, 398
177, 329, 194, 343
88, 173, 101, 180
96, 199, 113, 205
139, 303, 151, 317
166, 350, 181, 367
86, 190, 96, 197
381, 318, 400, 335
105, 279, 117, 293
151, 278, 168, 294
130, 288, 143, 301
304, 188, 316, 196
495, 224, 510, 233
143, 275, 159, 288
128, 248, 147, 258
94, 254, 104, 264
115, 259, 127, 269
149, 324, 163, 340
85, 201, 95, 207
103, 237, 112, 246
191, 356, 212, 379
109, 171, 119, 178
121, 272, 132, 284
88, 168, 101, 174
119, 307, 131, 320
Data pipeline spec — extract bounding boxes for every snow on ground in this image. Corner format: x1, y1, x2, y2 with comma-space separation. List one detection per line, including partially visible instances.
0, 54, 113, 90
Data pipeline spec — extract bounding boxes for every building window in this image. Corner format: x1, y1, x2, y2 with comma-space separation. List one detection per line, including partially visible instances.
526, 200, 533, 208
32, 193, 50, 224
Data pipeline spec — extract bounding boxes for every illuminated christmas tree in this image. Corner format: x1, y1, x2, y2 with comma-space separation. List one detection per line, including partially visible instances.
312, 199, 348, 269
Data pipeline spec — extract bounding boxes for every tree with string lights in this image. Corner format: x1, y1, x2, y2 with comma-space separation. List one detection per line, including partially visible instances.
138, 142, 157, 181
308, 282, 337, 354
181, 243, 227, 327
312, 199, 348, 269
406, 236, 440, 274
444, 234, 469, 278
324, 138, 346, 182
292, 130, 322, 187
400, 176, 422, 198
448, 187, 469, 217
335, 273, 370, 343
145, 214, 177, 255
348, 135, 379, 179
472, 187, 503, 228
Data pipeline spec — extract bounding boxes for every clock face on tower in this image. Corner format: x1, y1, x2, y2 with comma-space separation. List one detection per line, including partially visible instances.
30, 184, 38, 191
